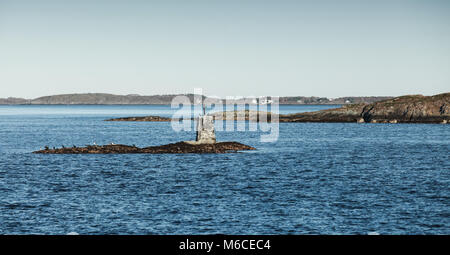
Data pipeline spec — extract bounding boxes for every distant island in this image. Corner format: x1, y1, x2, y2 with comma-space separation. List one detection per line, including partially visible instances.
107, 93, 450, 124
0, 93, 392, 105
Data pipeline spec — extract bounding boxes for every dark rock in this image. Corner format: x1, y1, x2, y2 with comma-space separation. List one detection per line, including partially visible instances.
105, 116, 172, 122
33, 142, 256, 154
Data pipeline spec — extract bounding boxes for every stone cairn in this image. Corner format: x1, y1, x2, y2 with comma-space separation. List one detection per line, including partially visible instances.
185, 105, 216, 145
196, 114, 216, 144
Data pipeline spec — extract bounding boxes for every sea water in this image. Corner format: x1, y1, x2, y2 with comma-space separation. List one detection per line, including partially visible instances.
0, 105, 448, 234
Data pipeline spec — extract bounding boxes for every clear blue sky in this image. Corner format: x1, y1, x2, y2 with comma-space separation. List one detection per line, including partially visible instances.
0, 0, 449, 98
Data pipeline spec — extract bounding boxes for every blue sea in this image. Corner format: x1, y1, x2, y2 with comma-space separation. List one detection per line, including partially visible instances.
0, 105, 449, 234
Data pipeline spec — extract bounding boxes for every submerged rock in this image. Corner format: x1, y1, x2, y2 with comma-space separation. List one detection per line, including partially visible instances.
33, 142, 255, 154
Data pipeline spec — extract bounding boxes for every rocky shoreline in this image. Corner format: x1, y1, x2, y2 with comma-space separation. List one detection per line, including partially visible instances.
281, 93, 450, 124
105, 93, 450, 124
33, 142, 256, 154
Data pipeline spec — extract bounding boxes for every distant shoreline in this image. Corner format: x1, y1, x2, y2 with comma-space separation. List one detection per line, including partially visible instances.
0, 103, 343, 106
106, 93, 450, 124
0, 93, 392, 105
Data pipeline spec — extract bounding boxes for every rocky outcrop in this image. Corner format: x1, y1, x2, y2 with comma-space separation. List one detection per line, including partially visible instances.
358, 94, 450, 123
105, 116, 172, 122
105, 110, 280, 122
279, 96, 392, 104
33, 142, 255, 154
278, 104, 366, 123
37, 107, 256, 154
104, 93, 450, 124
209, 110, 279, 122
280, 93, 450, 123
